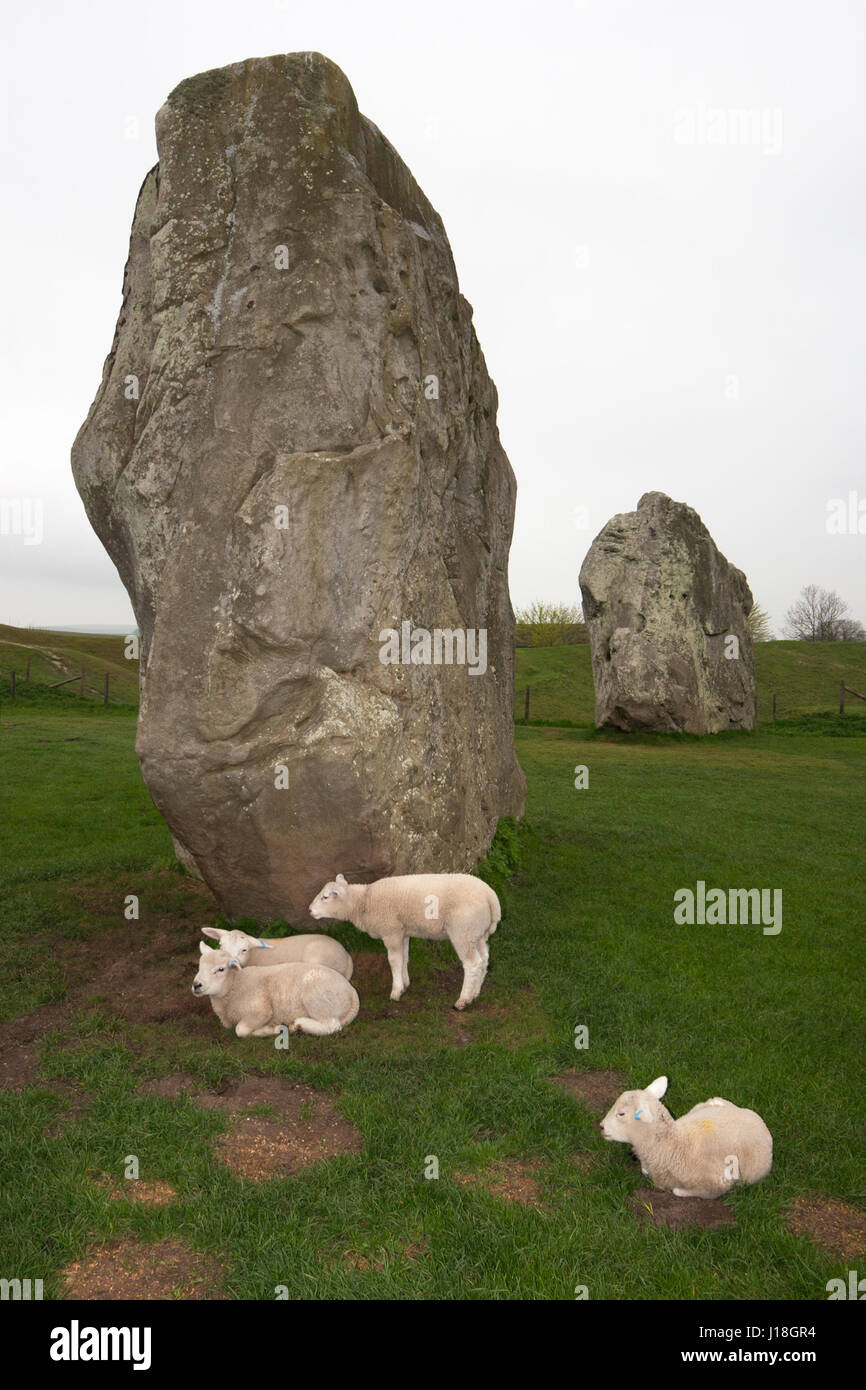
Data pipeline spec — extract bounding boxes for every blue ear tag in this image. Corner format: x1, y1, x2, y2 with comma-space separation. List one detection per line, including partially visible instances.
634, 1108, 643, 1119
229, 959, 238, 967
259, 940, 273, 948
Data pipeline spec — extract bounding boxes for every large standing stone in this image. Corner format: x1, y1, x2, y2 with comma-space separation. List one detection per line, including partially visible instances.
579, 492, 756, 733
72, 53, 524, 922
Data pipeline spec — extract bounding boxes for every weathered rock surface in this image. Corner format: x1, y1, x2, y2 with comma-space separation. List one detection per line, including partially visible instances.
579, 492, 755, 733
72, 53, 524, 922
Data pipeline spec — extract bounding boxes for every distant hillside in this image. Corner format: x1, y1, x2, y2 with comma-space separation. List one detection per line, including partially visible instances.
0, 623, 140, 706
3, 625, 864, 724
515, 641, 866, 725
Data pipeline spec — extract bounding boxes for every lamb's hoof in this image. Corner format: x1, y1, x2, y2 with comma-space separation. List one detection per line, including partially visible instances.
288, 1022, 300, 1034
389, 992, 403, 1002
453, 1000, 467, 1011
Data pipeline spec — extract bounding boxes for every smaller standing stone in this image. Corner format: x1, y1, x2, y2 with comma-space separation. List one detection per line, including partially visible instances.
579, 492, 756, 733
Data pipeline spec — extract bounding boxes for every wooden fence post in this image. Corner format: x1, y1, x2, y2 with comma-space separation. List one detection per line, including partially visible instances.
772, 693, 777, 722
80, 668, 86, 698
104, 672, 110, 706
524, 686, 530, 723
840, 680, 845, 715
25, 657, 31, 681
10, 671, 16, 700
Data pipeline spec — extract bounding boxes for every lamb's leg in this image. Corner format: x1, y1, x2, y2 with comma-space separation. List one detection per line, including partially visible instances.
672, 1187, 713, 1198
476, 937, 490, 990
291, 1016, 343, 1036
401, 936, 410, 991
236, 1010, 279, 1037
386, 939, 407, 1000
235, 1020, 266, 1038
454, 948, 485, 1010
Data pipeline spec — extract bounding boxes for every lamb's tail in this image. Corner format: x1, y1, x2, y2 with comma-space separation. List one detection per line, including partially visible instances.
486, 884, 502, 935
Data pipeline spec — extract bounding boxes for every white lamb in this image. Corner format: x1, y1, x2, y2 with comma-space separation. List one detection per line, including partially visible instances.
201, 926, 353, 979
309, 872, 501, 1010
192, 943, 359, 1037
600, 1075, 773, 1198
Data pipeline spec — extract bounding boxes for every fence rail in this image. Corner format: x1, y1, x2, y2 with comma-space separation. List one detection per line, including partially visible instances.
839, 681, 866, 713
4, 666, 115, 706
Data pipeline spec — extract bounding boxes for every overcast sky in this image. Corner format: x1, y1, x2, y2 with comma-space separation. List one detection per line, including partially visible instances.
2, 0, 864, 634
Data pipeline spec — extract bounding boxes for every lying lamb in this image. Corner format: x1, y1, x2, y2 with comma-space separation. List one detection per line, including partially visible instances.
192, 943, 359, 1037
600, 1075, 773, 1198
201, 926, 353, 979
309, 872, 501, 1009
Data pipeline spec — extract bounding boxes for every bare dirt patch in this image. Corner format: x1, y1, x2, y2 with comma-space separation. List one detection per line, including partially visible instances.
628, 1187, 737, 1231
61, 1237, 224, 1300
136, 1074, 363, 1181
337, 1238, 428, 1272
572, 1151, 597, 1174
0, 1017, 93, 1131
354, 951, 465, 1020
550, 1068, 628, 1115
216, 1111, 357, 1181
784, 1195, 866, 1260
0, 1039, 42, 1089
0, 1004, 68, 1090
96, 1175, 178, 1207
135, 1072, 205, 1099
134, 1073, 363, 1179
78, 925, 207, 1027
455, 1157, 545, 1208
43, 1080, 93, 1137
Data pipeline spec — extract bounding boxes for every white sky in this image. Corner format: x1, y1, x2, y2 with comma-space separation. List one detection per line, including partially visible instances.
1, 0, 864, 635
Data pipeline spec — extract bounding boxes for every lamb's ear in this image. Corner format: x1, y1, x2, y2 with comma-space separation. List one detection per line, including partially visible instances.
646, 1076, 669, 1099
336, 874, 348, 887
201, 927, 223, 942
199, 941, 211, 955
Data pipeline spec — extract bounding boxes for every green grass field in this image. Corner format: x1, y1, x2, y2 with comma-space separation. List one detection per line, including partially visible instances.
0, 623, 140, 707
4, 625, 865, 728
1, 669, 863, 1300
515, 641, 866, 726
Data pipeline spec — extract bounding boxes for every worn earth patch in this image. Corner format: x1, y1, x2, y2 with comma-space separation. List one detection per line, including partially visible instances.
134, 1072, 204, 1099
43, 1080, 93, 1137
572, 1151, 597, 1174
550, 1069, 629, 1114
784, 1195, 866, 1260
338, 1238, 428, 1272
133, 1073, 363, 1180
0, 1005, 67, 1088
96, 1176, 178, 1207
629, 1187, 737, 1230
61, 1237, 225, 1299
455, 1157, 545, 1208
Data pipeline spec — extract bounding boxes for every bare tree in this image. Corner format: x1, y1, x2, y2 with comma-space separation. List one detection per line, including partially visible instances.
783, 585, 863, 641
747, 604, 774, 641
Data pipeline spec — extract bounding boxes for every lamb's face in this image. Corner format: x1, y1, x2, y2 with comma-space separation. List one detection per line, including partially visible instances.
192, 944, 240, 997
600, 1076, 669, 1141
210, 929, 257, 965
201, 926, 266, 964
309, 874, 348, 920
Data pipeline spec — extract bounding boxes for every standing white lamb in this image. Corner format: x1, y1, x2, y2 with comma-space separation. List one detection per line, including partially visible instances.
600, 1075, 773, 1198
192, 943, 359, 1037
201, 926, 353, 979
309, 873, 501, 1010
